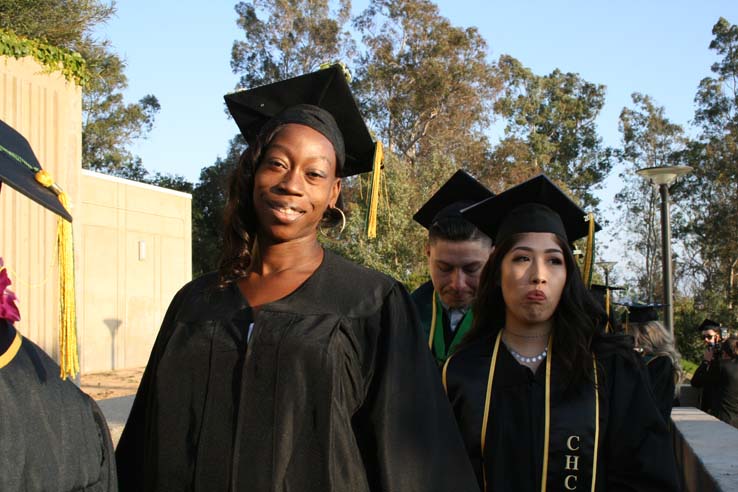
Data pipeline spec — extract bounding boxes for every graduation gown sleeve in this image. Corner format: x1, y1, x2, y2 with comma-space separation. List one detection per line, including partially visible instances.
0, 322, 118, 492
599, 350, 680, 491
645, 356, 676, 424
115, 280, 191, 491
352, 282, 479, 491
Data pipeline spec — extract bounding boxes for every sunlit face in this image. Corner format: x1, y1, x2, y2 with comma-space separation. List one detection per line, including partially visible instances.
702, 329, 720, 346
252, 123, 341, 243
426, 239, 492, 308
500, 232, 567, 328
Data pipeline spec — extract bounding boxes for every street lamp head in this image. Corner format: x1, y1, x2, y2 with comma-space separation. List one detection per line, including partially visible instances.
636, 165, 693, 186
596, 260, 617, 273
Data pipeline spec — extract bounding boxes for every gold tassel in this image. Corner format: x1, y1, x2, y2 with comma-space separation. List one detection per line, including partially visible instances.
605, 288, 611, 333
56, 191, 78, 379
34, 170, 78, 379
366, 141, 383, 239
581, 213, 595, 288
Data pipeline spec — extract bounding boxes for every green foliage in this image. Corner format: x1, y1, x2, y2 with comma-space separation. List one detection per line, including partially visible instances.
614, 93, 686, 301
353, 0, 500, 176
492, 55, 613, 209
680, 17, 738, 320
0, 0, 160, 179
191, 136, 247, 277
0, 29, 88, 85
231, 0, 354, 88
674, 296, 709, 365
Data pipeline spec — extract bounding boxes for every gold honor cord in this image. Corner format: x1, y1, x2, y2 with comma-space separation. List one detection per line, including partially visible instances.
605, 289, 611, 333
480, 330, 503, 490
540, 335, 554, 491
0, 332, 22, 369
591, 355, 600, 492
478, 333, 600, 491
428, 292, 438, 350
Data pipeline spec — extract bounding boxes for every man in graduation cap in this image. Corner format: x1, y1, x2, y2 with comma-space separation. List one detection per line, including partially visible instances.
692, 318, 726, 414
0, 118, 117, 491
411, 170, 493, 366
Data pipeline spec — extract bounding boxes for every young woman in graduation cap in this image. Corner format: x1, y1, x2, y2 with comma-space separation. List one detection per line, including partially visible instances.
621, 303, 683, 423
443, 175, 680, 491
115, 65, 478, 492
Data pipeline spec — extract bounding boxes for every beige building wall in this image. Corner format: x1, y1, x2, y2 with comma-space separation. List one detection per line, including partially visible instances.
78, 170, 192, 373
0, 55, 82, 357
1, 54, 192, 373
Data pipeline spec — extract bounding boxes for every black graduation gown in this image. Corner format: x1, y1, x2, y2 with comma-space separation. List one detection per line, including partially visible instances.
714, 359, 738, 428
411, 280, 435, 341
411, 280, 472, 365
691, 359, 719, 413
445, 334, 680, 492
0, 321, 117, 491
115, 250, 478, 492
644, 355, 676, 424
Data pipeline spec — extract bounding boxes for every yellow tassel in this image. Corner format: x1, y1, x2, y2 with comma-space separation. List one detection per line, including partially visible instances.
366, 141, 384, 239
605, 288, 611, 333
581, 213, 595, 288
56, 192, 78, 379
35, 170, 53, 187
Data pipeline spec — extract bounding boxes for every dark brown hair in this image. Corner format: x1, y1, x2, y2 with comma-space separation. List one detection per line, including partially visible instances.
217, 124, 345, 285
464, 233, 605, 388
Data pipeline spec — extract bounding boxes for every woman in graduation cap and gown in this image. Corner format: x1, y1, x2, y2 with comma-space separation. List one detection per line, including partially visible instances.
621, 304, 683, 423
115, 65, 478, 492
0, 119, 117, 491
443, 175, 680, 491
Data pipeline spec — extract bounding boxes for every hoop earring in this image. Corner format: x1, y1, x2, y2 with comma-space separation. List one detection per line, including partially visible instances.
334, 207, 347, 234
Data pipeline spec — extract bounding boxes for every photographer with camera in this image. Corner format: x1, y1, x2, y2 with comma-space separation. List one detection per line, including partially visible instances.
691, 319, 725, 414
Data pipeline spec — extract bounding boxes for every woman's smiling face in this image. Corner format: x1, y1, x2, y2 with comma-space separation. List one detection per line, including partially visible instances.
252, 123, 341, 243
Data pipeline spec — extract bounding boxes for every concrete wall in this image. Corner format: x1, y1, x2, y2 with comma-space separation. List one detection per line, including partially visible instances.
672, 407, 738, 491
0, 55, 82, 357
1, 54, 192, 373
78, 170, 191, 373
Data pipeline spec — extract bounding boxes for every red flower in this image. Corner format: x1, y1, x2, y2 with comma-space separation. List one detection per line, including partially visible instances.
0, 258, 20, 323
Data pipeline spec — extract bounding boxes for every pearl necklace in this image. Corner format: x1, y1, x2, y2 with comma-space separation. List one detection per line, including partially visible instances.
506, 345, 548, 364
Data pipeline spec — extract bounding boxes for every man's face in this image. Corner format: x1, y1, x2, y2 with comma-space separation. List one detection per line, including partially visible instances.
702, 329, 720, 347
426, 238, 492, 309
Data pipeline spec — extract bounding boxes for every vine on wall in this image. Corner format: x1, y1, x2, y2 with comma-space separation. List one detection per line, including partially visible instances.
0, 29, 88, 86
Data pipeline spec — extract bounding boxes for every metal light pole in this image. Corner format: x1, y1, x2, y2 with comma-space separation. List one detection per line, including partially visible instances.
597, 261, 617, 289
636, 165, 692, 335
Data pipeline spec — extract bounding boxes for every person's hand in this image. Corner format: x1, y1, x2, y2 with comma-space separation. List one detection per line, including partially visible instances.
703, 348, 714, 362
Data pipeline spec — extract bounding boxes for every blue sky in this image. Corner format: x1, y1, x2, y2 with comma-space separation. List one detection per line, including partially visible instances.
97, 0, 738, 273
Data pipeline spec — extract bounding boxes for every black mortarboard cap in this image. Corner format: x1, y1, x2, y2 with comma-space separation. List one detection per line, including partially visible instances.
697, 319, 721, 332
461, 174, 600, 243
413, 170, 494, 229
619, 303, 663, 324
224, 64, 375, 176
589, 284, 624, 309
0, 119, 72, 222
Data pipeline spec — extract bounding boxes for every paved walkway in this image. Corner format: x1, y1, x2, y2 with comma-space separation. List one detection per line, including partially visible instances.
81, 367, 143, 447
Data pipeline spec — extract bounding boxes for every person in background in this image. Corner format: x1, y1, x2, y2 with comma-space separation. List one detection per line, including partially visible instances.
692, 318, 725, 414
692, 335, 738, 428
411, 170, 493, 365
714, 336, 738, 428
0, 119, 117, 491
443, 174, 679, 491
622, 303, 683, 423
115, 65, 478, 492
